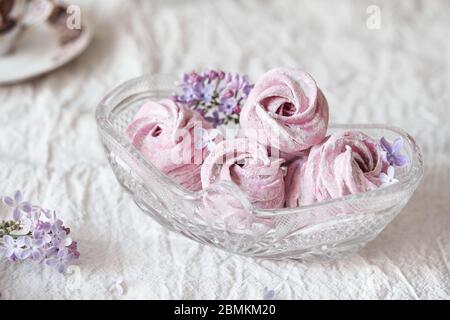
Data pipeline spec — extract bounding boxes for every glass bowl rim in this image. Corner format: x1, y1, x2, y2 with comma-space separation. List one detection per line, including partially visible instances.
96, 74, 424, 219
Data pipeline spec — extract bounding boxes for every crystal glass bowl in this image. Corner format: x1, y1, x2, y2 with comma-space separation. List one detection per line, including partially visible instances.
96, 75, 424, 261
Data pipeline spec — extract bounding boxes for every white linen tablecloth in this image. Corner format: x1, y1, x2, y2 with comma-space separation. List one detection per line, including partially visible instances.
0, 0, 449, 300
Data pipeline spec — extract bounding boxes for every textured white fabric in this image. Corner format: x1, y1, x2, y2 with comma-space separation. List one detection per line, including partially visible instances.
0, 0, 449, 300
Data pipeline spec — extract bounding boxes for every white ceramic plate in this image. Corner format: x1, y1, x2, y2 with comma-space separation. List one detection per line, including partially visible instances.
0, 17, 92, 85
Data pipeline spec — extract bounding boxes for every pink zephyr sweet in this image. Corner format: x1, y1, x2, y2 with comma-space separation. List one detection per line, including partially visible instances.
240, 67, 329, 159
125, 99, 212, 191
201, 138, 285, 209
285, 130, 386, 207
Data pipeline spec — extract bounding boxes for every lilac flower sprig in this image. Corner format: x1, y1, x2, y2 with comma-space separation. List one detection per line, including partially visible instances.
378, 136, 408, 188
380, 137, 408, 167
172, 70, 254, 127
0, 191, 79, 274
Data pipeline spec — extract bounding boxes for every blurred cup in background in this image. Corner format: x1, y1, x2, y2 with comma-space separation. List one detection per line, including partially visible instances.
0, 0, 29, 55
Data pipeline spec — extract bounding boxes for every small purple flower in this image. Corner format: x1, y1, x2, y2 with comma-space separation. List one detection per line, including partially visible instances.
205, 70, 218, 80
67, 241, 80, 259
187, 72, 203, 84
220, 96, 238, 116
242, 80, 254, 97
3, 191, 32, 221
225, 74, 241, 92
221, 89, 234, 99
51, 220, 71, 241
1, 235, 32, 260
380, 166, 399, 186
194, 82, 214, 103
29, 239, 45, 261
263, 287, 276, 300
205, 111, 222, 127
180, 72, 202, 85
33, 220, 52, 246
49, 220, 72, 251
46, 249, 75, 274
195, 108, 206, 117
380, 137, 408, 167
224, 74, 253, 99
177, 86, 197, 105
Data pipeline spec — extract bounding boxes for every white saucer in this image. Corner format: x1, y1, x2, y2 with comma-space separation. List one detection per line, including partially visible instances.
0, 18, 92, 85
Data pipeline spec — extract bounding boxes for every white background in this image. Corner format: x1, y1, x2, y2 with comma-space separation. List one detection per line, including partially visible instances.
0, 0, 449, 299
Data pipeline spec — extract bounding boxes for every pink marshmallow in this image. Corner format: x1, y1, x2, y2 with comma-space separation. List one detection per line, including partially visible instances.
201, 138, 285, 209
125, 99, 212, 191
240, 68, 329, 158
286, 131, 385, 207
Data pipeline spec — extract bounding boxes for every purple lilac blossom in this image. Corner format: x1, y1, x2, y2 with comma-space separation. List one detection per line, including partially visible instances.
205, 110, 221, 128
172, 70, 254, 127
46, 249, 75, 274
1, 235, 33, 260
380, 137, 408, 167
3, 190, 32, 221
0, 191, 80, 274
263, 287, 276, 300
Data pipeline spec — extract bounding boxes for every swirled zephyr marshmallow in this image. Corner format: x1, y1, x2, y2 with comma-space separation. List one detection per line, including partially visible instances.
240, 67, 329, 159
285, 131, 387, 207
125, 99, 213, 191
201, 138, 285, 209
